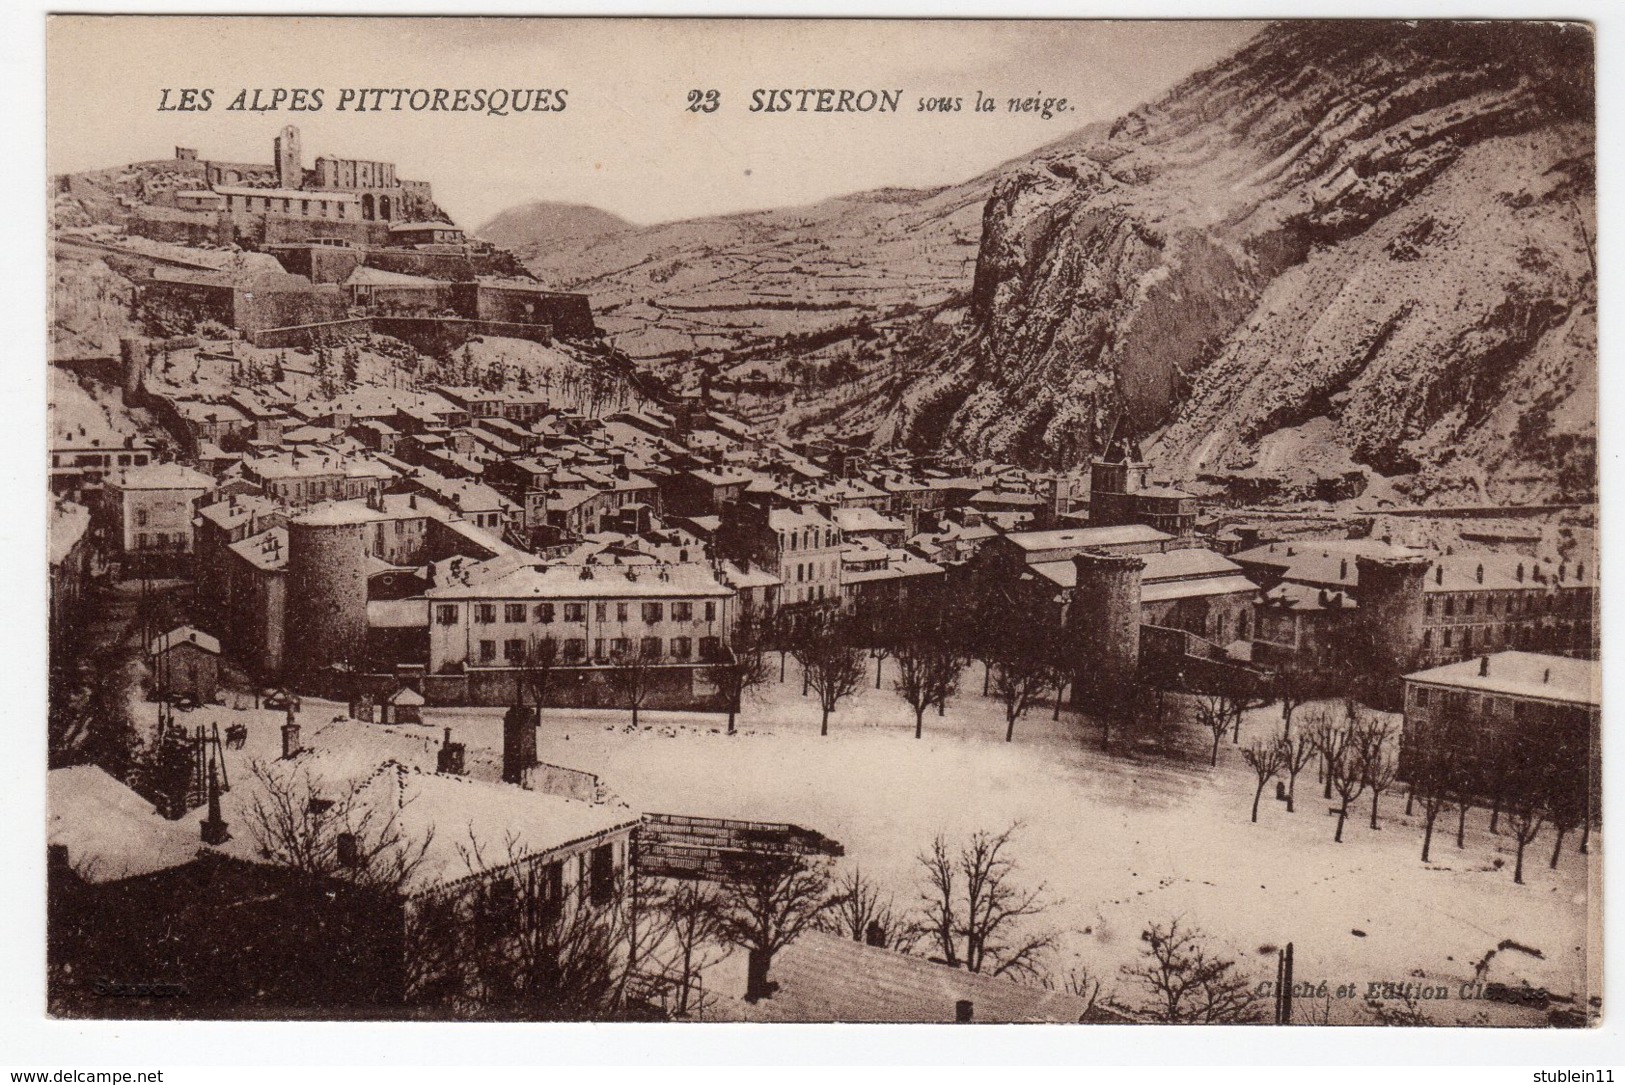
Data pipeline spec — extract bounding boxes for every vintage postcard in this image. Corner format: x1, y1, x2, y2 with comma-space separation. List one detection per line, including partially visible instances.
43, 15, 1598, 1027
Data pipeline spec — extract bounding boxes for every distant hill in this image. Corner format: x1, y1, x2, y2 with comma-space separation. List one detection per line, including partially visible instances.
474, 202, 635, 250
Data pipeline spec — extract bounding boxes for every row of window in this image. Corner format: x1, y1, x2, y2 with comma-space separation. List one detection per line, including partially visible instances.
474, 634, 721, 665
1426, 591, 1589, 620
792, 559, 834, 583
442, 599, 719, 626
225, 193, 351, 218
783, 527, 838, 552
58, 452, 149, 469
1423, 621, 1591, 654
134, 532, 188, 552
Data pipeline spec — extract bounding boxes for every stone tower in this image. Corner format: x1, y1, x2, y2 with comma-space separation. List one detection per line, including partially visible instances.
274, 125, 303, 190
1354, 554, 1432, 709
1069, 550, 1146, 717
286, 504, 372, 683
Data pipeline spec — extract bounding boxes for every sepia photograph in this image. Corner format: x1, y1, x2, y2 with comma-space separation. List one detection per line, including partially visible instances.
39, 13, 1599, 1034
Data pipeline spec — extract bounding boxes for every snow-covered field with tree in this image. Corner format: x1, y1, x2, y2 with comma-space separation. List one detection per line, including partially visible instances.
401, 657, 1599, 1025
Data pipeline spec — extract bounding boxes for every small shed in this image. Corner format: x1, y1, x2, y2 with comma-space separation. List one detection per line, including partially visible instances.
379, 685, 426, 726
148, 625, 222, 705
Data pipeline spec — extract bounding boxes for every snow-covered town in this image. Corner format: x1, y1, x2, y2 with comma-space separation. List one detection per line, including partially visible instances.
44, 20, 1599, 1029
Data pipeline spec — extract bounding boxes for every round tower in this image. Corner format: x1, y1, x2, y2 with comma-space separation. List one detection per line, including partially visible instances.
1070, 550, 1146, 715
286, 503, 373, 684
1354, 553, 1432, 708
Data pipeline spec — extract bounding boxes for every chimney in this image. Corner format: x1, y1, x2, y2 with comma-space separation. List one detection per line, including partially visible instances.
1435, 565, 1443, 585
200, 757, 230, 845
437, 727, 466, 775
1476, 564, 1484, 584
503, 705, 538, 784
1517, 563, 1525, 583
1479, 655, 1490, 677
955, 1000, 974, 1024
1544, 668, 1552, 684
1559, 563, 1567, 582
1339, 558, 1348, 580
281, 720, 301, 759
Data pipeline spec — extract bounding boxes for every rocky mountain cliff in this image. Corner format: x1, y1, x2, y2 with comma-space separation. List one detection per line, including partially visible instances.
895, 21, 1594, 503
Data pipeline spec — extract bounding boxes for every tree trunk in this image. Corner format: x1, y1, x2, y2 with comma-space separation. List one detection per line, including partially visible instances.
1456, 803, 1469, 849
1422, 811, 1437, 862
1406, 787, 1416, 816
1551, 827, 1567, 869
632, 704, 639, 727
1005, 714, 1015, 743
938, 697, 945, 717
915, 707, 924, 740
820, 707, 829, 737
1370, 790, 1381, 830
1335, 806, 1348, 843
1053, 688, 1063, 721
803, 669, 810, 696
727, 709, 737, 735
1286, 774, 1297, 813
1514, 838, 1528, 885
1210, 735, 1221, 767
1251, 783, 1265, 823
875, 656, 884, 688
779, 651, 786, 682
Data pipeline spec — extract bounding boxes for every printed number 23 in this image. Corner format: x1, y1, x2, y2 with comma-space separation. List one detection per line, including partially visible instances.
687, 89, 720, 113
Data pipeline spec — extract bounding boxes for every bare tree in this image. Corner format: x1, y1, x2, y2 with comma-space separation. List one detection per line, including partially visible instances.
715, 609, 772, 736
1125, 918, 1265, 1024
521, 634, 560, 709
1500, 732, 1550, 885
1274, 658, 1314, 740
1241, 738, 1287, 823
1280, 727, 1317, 814
1543, 712, 1590, 869
990, 657, 1051, 744
820, 866, 918, 953
609, 642, 659, 727
713, 852, 833, 1001
914, 824, 1057, 981
790, 607, 867, 736
1323, 719, 1366, 843
652, 879, 728, 1018
892, 635, 964, 740
1407, 705, 1465, 864
1198, 695, 1231, 767
1060, 965, 1109, 1020
1357, 716, 1400, 830
243, 760, 433, 894
406, 830, 659, 1021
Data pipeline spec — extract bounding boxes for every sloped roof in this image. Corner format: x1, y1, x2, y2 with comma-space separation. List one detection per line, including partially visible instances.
1406, 651, 1599, 707
148, 625, 221, 656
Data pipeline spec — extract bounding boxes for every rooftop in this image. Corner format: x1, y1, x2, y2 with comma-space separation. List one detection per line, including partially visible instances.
110, 462, 216, 492
724, 930, 1108, 1024
1406, 651, 1600, 708
1002, 523, 1171, 554
426, 559, 732, 600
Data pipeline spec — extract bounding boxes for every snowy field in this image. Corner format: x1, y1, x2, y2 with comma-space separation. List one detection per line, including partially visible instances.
420, 658, 1599, 1025
143, 654, 1598, 1025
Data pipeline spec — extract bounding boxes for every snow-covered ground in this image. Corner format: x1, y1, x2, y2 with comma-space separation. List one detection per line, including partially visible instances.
418, 658, 1598, 1025
136, 655, 1598, 1024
